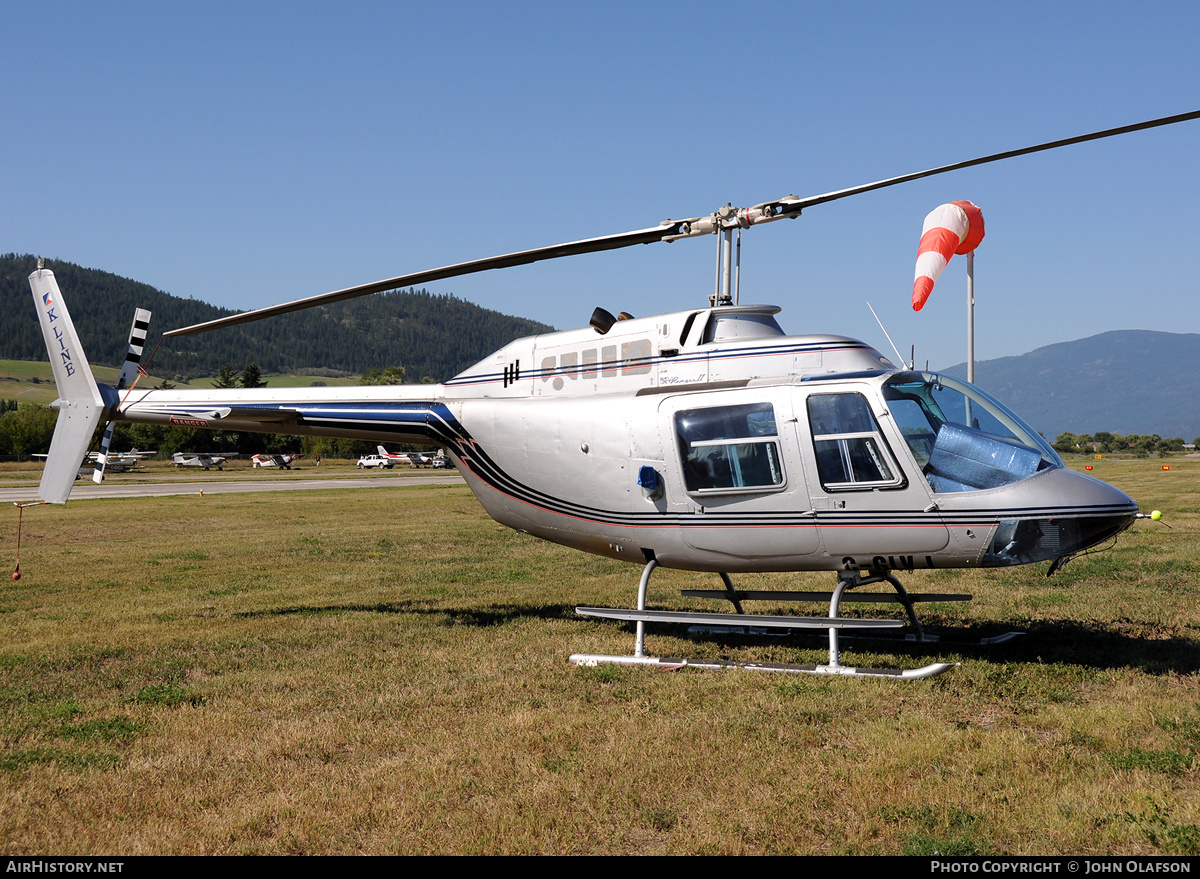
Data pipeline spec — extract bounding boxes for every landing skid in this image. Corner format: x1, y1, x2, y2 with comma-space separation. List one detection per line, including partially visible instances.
570, 561, 961, 680
570, 653, 955, 680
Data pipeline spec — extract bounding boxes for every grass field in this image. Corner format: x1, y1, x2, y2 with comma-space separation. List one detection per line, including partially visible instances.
2, 459, 1199, 854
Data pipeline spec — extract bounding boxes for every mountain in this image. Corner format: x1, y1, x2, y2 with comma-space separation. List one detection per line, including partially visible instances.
941, 330, 1200, 441
0, 255, 554, 381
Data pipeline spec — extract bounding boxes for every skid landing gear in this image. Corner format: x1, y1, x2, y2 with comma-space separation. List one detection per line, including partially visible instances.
570, 561, 959, 680
683, 569, 1023, 648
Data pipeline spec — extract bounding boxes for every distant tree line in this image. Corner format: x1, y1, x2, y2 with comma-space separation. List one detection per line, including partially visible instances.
0, 404, 55, 456
1053, 431, 1191, 455
212, 363, 267, 389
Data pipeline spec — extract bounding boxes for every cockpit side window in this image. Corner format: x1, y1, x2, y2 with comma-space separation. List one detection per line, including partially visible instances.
806, 393, 905, 491
675, 402, 784, 494
884, 395, 940, 469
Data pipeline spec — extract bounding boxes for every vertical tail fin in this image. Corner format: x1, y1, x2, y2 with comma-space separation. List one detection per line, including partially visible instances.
28, 267, 106, 503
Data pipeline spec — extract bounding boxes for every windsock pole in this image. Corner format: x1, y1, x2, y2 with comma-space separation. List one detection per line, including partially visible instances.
967, 250, 975, 384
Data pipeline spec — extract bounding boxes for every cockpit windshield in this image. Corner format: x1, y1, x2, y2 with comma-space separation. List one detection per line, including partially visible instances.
882, 372, 1062, 493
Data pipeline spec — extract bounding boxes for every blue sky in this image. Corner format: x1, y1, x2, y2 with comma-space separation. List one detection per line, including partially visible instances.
4, 1, 1198, 373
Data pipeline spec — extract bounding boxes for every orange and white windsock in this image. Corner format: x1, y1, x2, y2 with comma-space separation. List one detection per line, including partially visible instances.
912, 200, 985, 311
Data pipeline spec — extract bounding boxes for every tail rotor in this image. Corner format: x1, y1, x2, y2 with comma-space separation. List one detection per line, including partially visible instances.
93, 308, 151, 483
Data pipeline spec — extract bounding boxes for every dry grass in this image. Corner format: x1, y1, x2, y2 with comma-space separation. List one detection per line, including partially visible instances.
2, 460, 1200, 854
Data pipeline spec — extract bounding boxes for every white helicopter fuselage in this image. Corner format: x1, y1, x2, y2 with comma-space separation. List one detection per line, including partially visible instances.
99, 303, 1137, 576
31, 109, 1195, 676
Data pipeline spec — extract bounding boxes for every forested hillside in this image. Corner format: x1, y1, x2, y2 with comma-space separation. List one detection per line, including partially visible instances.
0, 255, 554, 381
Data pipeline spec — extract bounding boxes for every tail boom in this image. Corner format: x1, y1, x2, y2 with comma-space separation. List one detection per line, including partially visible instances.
29, 270, 450, 503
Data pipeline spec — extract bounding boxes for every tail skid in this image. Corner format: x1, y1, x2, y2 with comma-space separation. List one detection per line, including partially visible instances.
28, 267, 107, 503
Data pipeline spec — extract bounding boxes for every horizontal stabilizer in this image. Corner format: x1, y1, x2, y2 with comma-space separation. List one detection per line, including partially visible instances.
167, 406, 300, 423
218, 407, 300, 423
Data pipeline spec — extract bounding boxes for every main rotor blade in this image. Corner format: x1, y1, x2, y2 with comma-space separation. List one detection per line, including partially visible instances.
777, 108, 1200, 216
166, 109, 1200, 337
163, 223, 682, 337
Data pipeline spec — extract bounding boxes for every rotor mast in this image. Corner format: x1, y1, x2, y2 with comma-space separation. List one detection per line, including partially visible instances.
663, 199, 801, 307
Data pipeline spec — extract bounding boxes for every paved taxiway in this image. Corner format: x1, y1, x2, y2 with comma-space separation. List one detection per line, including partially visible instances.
0, 473, 465, 504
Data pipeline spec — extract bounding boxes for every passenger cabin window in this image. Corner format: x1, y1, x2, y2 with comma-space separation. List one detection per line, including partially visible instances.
676, 403, 784, 493
807, 393, 904, 491
621, 339, 652, 375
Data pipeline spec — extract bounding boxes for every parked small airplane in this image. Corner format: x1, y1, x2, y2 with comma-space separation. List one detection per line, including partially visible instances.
34, 449, 155, 477
376, 446, 431, 467
94, 449, 154, 472
172, 452, 232, 471
251, 453, 304, 469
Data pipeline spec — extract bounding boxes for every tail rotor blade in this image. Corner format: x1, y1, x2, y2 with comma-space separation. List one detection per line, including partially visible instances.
93, 421, 116, 484
94, 308, 152, 485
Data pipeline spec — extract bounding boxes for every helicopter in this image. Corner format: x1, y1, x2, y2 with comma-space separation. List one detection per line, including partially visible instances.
27, 110, 1197, 679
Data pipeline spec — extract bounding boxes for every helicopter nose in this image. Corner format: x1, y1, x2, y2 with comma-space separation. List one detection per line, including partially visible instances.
980, 468, 1138, 567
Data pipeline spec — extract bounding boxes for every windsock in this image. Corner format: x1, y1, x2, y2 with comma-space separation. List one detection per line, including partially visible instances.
912, 200, 984, 311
